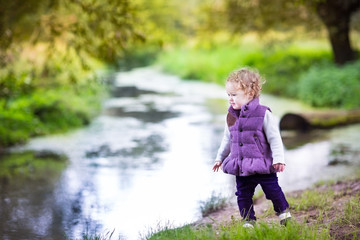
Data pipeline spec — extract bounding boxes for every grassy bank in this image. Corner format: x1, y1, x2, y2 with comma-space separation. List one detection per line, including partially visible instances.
146, 177, 360, 240
156, 40, 360, 109
0, 45, 110, 148
0, 84, 107, 148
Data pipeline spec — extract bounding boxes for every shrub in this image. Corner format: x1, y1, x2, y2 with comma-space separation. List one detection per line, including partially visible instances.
0, 43, 110, 147
156, 42, 332, 98
0, 101, 36, 146
0, 86, 105, 147
298, 60, 360, 109
243, 46, 332, 97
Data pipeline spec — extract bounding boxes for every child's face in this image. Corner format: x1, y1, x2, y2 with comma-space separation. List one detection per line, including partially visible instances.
226, 82, 253, 110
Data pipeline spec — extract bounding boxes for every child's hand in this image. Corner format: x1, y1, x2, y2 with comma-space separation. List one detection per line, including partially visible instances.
273, 163, 285, 172
212, 161, 222, 172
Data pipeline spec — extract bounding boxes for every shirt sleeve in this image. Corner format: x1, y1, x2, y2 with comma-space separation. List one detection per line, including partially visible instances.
215, 121, 231, 162
263, 110, 285, 165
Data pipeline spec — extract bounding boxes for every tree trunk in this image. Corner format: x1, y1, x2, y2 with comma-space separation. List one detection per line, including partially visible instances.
315, 0, 360, 65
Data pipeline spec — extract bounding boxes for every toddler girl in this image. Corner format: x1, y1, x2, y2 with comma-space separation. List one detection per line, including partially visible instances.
213, 67, 291, 227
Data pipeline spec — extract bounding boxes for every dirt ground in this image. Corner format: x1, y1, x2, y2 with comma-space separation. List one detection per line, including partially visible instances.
195, 178, 360, 239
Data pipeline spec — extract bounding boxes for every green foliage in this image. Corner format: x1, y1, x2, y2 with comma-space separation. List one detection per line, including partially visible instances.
0, 0, 142, 63
0, 40, 107, 148
157, 40, 360, 109
0, 0, 199, 148
0, 85, 105, 147
116, 45, 161, 70
298, 60, 360, 109
224, 0, 322, 34
247, 45, 332, 97
0, 101, 35, 146
156, 44, 262, 85
156, 41, 332, 97
203, 0, 360, 65
132, 0, 198, 46
0, 0, 149, 148
0, 57, 34, 100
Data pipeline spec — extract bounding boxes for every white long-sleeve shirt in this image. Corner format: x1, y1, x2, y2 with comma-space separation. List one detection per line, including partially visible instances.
215, 110, 285, 165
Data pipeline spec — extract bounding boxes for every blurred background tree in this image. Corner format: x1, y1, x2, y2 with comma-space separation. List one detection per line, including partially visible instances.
203, 0, 360, 65
0, 0, 143, 101
0, 0, 203, 146
155, 0, 360, 109
0, 0, 359, 147
0, 0, 146, 146
304, 0, 360, 65
0, 0, 143, 63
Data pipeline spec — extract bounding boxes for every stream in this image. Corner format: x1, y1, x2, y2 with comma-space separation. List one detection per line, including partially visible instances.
1, 67, 360, 240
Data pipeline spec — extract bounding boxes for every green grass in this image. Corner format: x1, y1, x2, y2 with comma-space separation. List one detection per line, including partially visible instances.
287, 189, 335, 211
78, 193, 360, 240
341, 196, 360, 225
155, 40, 332, 98
330, 195, 360, 240
78, 229, 117, 240
156, 40, 360, 109
156, 45, 262, 85
199, 192, 228, 217
146, 219, 329, 240
144, 178, 360, 240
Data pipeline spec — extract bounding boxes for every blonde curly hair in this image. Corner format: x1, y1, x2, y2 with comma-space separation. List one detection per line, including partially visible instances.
226, 67, 265, 98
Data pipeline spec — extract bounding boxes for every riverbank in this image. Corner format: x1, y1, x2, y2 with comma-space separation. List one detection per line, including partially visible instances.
156, 43, 360, 109
149, 176, 360, 239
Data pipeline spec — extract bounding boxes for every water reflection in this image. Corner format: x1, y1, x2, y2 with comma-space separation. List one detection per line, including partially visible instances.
2, 67, 360, 240
279, 124, 360, 192
85, 133, 166, 169
0, 159, 66, 239
281, 130, 329, 149
104, 105, 179, 123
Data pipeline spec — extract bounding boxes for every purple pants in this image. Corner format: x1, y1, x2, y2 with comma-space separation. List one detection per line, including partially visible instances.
235, 173, 289, 221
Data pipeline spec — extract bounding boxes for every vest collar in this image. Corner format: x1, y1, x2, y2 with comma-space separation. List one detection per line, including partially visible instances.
228, 97, 260, 117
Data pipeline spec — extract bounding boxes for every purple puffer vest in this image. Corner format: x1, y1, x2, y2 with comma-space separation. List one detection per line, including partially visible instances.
222, 98, 275, 176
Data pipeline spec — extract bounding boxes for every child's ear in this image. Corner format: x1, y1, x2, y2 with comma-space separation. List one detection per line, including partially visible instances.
248, 92, 255, 99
